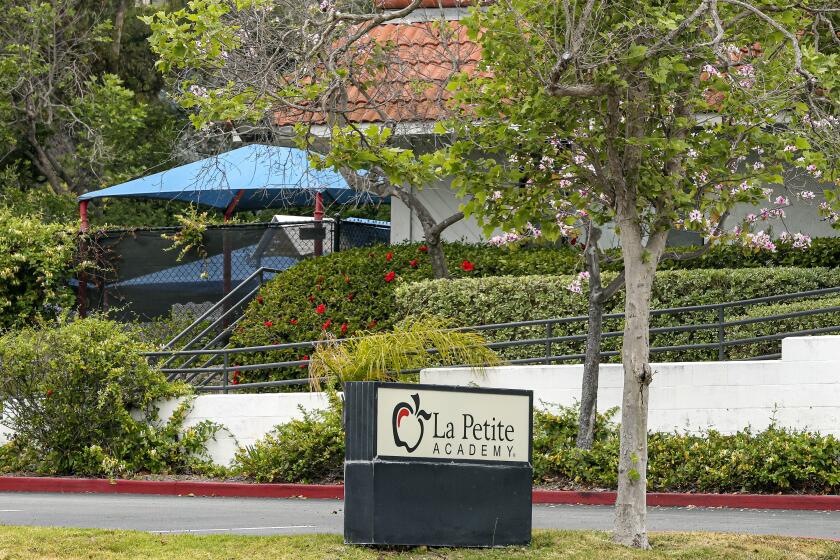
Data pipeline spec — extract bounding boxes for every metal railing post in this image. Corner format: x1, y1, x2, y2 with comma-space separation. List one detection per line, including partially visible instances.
223, 352, 229, 395
545, 322, 553, 363
717, 305, 726, 360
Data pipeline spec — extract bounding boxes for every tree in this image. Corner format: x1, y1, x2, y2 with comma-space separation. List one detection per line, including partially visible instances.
144, 0, 472, 277
0, 0, 184, 203
437, 0, 837, 547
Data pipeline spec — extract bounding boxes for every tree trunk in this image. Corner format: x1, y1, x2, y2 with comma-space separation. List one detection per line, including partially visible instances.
109, 0, 131, 73
612, 220, 667, 549
577, 231, 604, 450
426, 237, 449, 279
397, 186, 463, 279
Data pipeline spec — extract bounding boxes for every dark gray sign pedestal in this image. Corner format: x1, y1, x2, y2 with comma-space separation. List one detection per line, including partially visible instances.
344, 381, 533, 547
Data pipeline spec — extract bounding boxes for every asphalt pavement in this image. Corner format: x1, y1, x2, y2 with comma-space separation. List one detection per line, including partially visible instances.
0, 493, 838, 540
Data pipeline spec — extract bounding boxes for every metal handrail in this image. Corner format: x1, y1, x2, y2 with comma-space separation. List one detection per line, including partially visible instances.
149, 283, 840, 392
161, 266, 285, 352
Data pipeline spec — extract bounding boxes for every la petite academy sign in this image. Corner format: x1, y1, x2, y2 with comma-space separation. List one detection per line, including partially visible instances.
375, 386, 531, 463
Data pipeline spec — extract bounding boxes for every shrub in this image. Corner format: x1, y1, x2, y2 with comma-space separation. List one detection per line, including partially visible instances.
396, 267, 840, 362
534, 405, 840, 494
233, 393, 344, 483
0, 209, 77, 329
231, 238, 840, 383
228, 242, 581, 384
0, 318, 218, 477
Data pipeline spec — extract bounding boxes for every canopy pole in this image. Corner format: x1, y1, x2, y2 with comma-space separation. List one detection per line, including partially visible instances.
78, 201, 89, 318
222, 190, 245, 313
314, 192, 324, 257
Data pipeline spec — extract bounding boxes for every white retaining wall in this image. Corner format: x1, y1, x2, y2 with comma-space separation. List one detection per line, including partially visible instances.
420, 336, 840, 436
156, 393, 331, 465
4, 336, 839, 466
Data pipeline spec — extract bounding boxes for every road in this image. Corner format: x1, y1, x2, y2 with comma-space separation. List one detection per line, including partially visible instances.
0, 493, 838, 540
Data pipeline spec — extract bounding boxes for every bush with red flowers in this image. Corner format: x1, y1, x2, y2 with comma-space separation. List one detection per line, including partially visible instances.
229, 242, 586, 385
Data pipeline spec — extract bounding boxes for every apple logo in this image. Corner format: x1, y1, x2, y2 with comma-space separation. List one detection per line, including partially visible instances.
392, 393, 431, 453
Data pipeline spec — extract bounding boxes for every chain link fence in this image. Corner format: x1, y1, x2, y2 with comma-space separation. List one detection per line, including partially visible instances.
79, 219, 389, 322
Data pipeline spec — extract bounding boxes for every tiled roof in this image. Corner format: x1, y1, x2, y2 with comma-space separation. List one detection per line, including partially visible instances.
274, 19, 481, 126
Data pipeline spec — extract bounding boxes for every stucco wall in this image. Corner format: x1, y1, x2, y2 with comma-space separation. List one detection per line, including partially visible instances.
390, 179, 489, 244
5, 336, 839, 466
420, 336, 840, 436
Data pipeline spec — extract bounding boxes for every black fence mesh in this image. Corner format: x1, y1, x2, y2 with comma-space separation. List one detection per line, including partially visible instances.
79, 219, 390, 321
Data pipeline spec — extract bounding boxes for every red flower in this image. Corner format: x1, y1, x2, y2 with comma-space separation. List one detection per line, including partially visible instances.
256, 295, 264, 304
384, 271, 396, 283
340, 323, 348, 334
232, 370, 241, 385
46, 389, 54, 397
569, 238, 577, 246
308, 295, 315, 303
263, 320, 273, 327
418, 245, 428, 252
409, 259, 418, 268
290, 319, 298, 325
322, 318, 332, 330
460, 260, 475, 272
368, 320, 378, 329
385, 251, 394, 262
347, 292, 355, 301
315, 303, 326, 314
300, 355, 309, 368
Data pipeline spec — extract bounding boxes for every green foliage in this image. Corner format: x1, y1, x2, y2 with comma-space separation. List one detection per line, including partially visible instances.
534, 405, 840, 494
309, 317, 500, 390
228, 242, 579, 385
0, 208, 78, 329
727, 296, 840, 359
0, 318, 218, 477
233, 392, 344, 484
396, 267, 840, 362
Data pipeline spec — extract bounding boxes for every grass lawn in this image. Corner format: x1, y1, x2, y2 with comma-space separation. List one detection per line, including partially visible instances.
0, 527, 838, 560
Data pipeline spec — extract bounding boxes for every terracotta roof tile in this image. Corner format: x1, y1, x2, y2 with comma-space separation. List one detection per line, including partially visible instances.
274, 20, 481, 126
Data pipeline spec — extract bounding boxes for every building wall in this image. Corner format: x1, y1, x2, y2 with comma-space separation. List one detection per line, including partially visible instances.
421, 336, 840, 436
391, 167, 836, 247
390, 178, 489, 243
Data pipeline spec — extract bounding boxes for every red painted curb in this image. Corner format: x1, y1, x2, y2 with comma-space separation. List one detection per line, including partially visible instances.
532, 490, 840, 511
2, 477, 838, 510
0, 477, 344, 500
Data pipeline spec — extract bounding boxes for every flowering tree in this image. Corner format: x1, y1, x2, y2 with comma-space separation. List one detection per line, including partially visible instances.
436, 0, 838, 547
144, 0, 472, 278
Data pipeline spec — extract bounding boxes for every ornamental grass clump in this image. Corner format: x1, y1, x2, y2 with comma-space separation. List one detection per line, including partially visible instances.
0, 317, 218, 477
308, 317, 501, 390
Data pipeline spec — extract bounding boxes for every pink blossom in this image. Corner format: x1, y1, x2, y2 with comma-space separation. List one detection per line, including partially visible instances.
688, 209, 703, 223
774, 195, 789, 206
801, 191, 816, 200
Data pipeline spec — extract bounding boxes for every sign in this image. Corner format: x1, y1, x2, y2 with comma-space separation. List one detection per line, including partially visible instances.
298, 225, 327, 240
376, 387, 530, 462
344, 382, 533, 547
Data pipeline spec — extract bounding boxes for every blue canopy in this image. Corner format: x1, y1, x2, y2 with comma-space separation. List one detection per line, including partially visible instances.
78, 144, 382, 211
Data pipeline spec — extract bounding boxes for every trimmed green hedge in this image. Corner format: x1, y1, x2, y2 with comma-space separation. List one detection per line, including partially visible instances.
534, 406, 840, 494
228, 401, 840, 493
228, 243, 584, 384
229, 237, 840, 384
396, 267, 840, 362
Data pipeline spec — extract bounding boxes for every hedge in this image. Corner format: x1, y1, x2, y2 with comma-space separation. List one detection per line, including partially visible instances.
534, 406, 840, 494
228, 242, 584, 385
229, 236, 840, 384
228, 401, 840, 494
396, 267, 840, 362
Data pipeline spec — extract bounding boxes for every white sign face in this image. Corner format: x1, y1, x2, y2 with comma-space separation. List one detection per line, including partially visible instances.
376, 387, 531, 463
